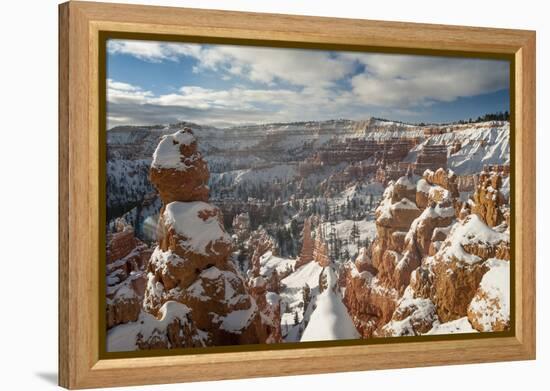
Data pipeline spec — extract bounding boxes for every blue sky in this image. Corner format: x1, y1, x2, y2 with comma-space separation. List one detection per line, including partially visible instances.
106, 39, 510, 129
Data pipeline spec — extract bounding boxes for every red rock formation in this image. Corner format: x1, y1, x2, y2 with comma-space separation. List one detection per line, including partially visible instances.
305, 138, 416, 168
139, 128, 270, 348
410, 144, 448, 175
355, 246, 377, 275
149, 128, 209, 204
341, 264, 398, 338
248, 276, 282, 343
377, 295, 438, 337
422, 168, 459, 199
467, 259, 510, 332
107, 272, 146, 329
371, 179, 421, 285
247, 227, 278, 277
313, 227, 331, 267
411, 215, 510, 323
107, 228, 138, 263
105, 223, 152, 328
232, 212, 250, 242
471, 171, 506, 227
295, 217, 314, 269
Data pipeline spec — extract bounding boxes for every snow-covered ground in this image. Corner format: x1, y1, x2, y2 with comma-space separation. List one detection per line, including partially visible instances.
301, 288, 360, 341
280, 261, 323, 338
300, 266, 359, 341
259, 251, 297, 278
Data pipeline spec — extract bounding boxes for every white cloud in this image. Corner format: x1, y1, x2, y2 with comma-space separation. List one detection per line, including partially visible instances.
190, 45, 355, 88
106, 78, 371, 128
107, 40, 202, 62
107, 78, 153, 104
346, 53, 509, 107
107, 40, 355, 88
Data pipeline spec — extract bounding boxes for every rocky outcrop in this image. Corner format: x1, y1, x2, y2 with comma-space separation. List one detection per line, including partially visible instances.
247, 227, 278, 278
355, 246, 377, 275
416, 168, 459, 209
313, 227, 331, 267
149, 129, 209, 204
107, 227, 138, 263
411, 215, 510, 323
107, 272, 145, 329
377, 291, 438, 337
391, 201, 456, 291
138, 128, 271, 348
371, 177, 421, 286
423, 168, 459, 198
467, 258, 510, 332
106, 222, 151, 328
295, 217, 314, 269
248, 276, 282, 343
471, 171, 506, 227
149, 202, 232, 296
342, 264, 398, 338
108, 301, 209, 351
344, 168, 510, 337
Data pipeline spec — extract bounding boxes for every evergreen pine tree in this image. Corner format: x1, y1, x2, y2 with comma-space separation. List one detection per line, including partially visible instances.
302, 283, 311, 309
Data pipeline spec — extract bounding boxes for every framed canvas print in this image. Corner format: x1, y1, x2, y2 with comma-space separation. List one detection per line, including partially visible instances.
59, 1, 536, 389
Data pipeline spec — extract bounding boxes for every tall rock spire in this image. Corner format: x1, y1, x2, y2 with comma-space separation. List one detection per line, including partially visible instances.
295, 217, 314, 269
141, 128, 273, 347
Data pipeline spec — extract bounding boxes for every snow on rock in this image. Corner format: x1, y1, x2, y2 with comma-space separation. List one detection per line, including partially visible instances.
107, 301, 208, 352
301, 289, 360, 342
259, 251, 296, 279
404, 122, 510, 175
152, 129, 198, 170
416, 178, 432, 195
150, 128, 210, 204
282, 261, 323, 291
163, 201, 231, 256
444, 124, 510, 175
139, 128, 275, 349
436, 214, 509, 266
395, 175, 416, 190
266, 292, 280, 307
415, 215, 510, 323
378, 294, 438, 337
467, 258, 510, 332
391, 198, 419, 211
215, 300, 259, 334
426, 317, 478, 335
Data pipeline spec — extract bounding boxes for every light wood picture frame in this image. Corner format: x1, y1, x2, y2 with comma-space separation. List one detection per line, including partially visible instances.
59, 1, 536, 389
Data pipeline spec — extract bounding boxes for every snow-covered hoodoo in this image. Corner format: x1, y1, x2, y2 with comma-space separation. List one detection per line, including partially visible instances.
108, 128, 278, 350
341, 168, 510, 338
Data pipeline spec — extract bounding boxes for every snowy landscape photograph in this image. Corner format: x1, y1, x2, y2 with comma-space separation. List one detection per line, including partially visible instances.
104, 39, 512, 353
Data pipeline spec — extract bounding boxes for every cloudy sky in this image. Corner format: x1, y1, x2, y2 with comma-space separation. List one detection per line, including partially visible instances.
106, 39, 510, 129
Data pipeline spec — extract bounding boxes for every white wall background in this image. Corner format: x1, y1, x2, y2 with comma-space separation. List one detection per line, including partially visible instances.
0, 0, 546, 389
